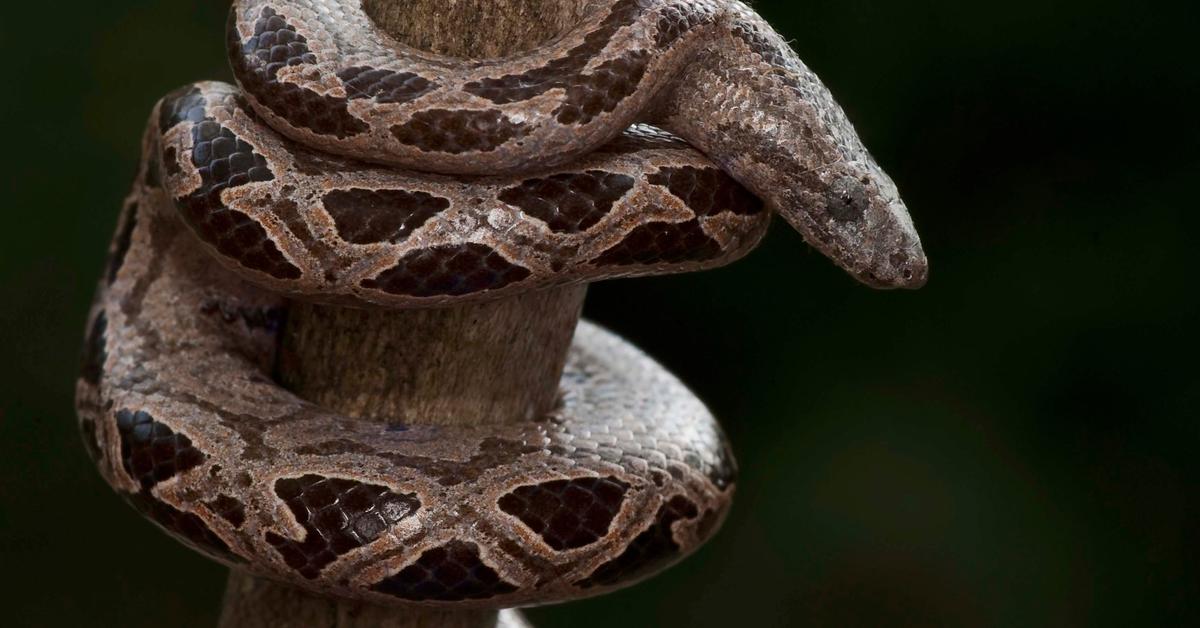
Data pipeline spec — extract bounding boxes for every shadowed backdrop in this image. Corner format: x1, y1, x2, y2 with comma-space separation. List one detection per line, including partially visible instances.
1, 0, 1196, 626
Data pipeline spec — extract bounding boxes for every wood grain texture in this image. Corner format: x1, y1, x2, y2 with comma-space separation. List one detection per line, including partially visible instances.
279, 286, 586, 427
220, 570, 532, 628
362, 0, 590, 57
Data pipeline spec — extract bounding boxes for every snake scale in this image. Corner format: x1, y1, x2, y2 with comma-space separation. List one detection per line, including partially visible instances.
76, 0, 926, 609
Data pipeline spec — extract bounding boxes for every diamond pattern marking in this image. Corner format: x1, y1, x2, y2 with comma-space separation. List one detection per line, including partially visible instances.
576, 495, 700, 589
361, 243, 532, 297
371, 540, 519, 602
116, 409, 207, 490
265, 474, 420, 579
498, 477, 630, 550
498, 171, 634, 234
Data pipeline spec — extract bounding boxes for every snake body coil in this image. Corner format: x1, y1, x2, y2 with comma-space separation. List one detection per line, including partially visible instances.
77, 0, 927, 608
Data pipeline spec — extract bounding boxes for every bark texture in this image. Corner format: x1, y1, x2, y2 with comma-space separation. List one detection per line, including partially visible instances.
279, 286, 586, 427
362, 0, 590, 57
219, 570, 531, 628
220, 1, 594, 625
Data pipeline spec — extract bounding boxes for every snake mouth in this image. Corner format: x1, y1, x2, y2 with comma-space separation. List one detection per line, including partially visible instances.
854, 259, 927, 290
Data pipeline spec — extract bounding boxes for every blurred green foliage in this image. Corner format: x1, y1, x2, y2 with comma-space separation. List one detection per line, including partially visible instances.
1, 0, 1196, 626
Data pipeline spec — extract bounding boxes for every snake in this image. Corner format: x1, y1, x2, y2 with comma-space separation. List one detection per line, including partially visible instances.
76, 0, 927, 610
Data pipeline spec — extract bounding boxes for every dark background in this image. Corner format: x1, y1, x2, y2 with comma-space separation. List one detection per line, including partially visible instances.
2, 0, 1196, 626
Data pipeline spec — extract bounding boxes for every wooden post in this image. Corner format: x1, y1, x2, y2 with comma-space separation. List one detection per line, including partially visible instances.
360, 0, 589, 58
277, 287, 585, 428
220, 570, 530, 628
220, 1, 590, 626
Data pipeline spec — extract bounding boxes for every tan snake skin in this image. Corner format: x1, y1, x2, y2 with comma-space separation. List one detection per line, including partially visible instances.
76, 0, 927, 611
229, 0, 928, 288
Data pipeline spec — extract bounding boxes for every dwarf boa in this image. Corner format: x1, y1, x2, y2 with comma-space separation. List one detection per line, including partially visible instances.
77, 0, 926, 611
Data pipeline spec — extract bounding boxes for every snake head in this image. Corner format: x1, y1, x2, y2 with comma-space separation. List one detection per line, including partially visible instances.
794, 157, 928, 290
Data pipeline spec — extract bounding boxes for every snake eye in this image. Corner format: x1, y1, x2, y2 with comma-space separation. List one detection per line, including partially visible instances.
825, 176, 871, 222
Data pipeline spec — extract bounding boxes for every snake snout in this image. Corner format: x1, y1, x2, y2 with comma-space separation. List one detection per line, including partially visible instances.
808, 166, 928, 290
855, 198, 928, 290
881, 246, 929, 290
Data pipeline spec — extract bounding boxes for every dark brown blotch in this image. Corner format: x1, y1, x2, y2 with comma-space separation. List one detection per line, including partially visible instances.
390, 109, 529, 154
575, 496, 700, 589
591, 220, 722, 267
323, 188, 450, 244
243, 7, 317, 71
553, 51, 650, 126
462, 0, 642, 104
498, 477, 629, 551
228, 7, 368, 138
265, 474, 420, 579
338, 67, 436, 105
115, 409, 207, 490
172, 114, 301, 281
208, 494, 248, 528
125, 491, 241, 564
108, 402, 238, 564
371, 540, 518, 601
498, 171, 634, 233
654, 4, 713, 48
361, 244, 531, 298
647, 166, 764, 217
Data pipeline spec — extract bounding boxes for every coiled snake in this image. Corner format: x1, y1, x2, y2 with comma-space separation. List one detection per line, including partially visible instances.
76, 0, 926, 611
